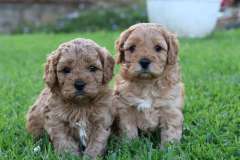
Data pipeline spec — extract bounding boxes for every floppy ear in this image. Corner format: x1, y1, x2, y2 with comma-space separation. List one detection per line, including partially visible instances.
97, 47, 115, 84
166, 34, 179, 65
115, 27, 135, 64
44, 51, 60, 89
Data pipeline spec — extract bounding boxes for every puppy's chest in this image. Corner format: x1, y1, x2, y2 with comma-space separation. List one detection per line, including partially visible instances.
139, 82, 175, 102
132, 86, 164, 130
135, 86, 161, 106
68, 114, 91, 149
63, 108, 93, 149
73, 118, 89, 149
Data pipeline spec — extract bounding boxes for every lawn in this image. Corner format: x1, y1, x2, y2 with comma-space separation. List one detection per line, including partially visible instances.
0, 30, 239, 160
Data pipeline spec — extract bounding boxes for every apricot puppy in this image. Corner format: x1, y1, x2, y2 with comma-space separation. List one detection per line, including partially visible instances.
26, 38, 115, 158
113, 23, 184, 147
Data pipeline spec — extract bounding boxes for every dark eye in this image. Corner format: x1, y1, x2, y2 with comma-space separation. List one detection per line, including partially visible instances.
62, 67, 71, 74
128, 45, 136, 53
88, 65, 98, 72
155, 45, 162, 52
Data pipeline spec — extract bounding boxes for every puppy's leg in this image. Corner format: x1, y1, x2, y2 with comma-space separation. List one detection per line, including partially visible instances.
26, 89, 49, 138
26, 105, 44, 138
118, 108, 138, 139
159, 108, 183, 148
84, 126, 110, 158
44, 118, 79, 155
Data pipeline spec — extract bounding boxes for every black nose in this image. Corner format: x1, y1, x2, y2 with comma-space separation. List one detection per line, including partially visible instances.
139, 58, 151, 69
74, 80, 86, 91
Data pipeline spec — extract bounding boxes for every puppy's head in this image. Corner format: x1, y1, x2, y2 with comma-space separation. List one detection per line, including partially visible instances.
44, 38, 114, 102
115, 23, 179, 81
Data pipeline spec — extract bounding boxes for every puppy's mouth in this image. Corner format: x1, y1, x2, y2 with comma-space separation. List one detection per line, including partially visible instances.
74, 90, 96, 99
75, 90, 85, 97
137, 69, 154, 78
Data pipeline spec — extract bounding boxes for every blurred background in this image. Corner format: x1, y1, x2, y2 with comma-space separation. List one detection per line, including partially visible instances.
0, 0, 147, 34
0, 0, 239, 37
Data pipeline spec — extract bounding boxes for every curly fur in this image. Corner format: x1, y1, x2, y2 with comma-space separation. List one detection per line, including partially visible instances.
113, 23, 184, 147
26, 38, 115, 158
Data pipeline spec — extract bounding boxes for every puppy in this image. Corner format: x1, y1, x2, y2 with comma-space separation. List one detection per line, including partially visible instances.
26, 38, 115, 158
113, 23, 184, 147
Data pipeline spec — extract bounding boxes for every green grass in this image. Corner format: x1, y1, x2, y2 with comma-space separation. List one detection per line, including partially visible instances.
0, 30, 239, 160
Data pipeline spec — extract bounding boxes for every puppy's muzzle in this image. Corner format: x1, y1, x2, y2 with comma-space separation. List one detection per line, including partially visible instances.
74, 80, 86, 92
139, 58, 151, 70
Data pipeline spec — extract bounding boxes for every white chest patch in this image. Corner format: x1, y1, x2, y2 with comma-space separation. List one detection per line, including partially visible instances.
136, 99, 152, 111
76, 121, 87, 147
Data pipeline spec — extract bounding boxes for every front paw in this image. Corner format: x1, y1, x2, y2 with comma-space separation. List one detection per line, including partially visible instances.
136, 99, 152, 111
82, 154, 93, 160
83, 150, 96, 160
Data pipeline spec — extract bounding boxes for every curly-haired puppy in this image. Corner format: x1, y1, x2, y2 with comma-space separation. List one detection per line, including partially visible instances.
113, 23, 184, 148
26, 38, 115, 158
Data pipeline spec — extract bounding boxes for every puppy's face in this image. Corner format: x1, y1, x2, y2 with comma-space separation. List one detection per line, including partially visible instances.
44, 39, 114, 102
116, 23, 178, 81
56, 46, 104, 100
